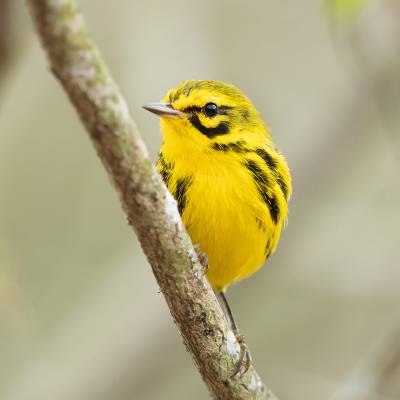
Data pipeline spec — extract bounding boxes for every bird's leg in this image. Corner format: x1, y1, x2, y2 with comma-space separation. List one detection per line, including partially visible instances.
193, 244, 208, 273
217, 291, 252, 377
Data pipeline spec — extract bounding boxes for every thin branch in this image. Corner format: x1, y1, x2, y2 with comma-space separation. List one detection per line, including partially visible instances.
25, 1, 277, 399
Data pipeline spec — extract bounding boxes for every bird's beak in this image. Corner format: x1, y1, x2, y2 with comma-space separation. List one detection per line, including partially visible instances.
143, 103, 187, 117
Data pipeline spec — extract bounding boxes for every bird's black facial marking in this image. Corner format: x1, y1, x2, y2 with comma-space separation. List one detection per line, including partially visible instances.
181, 104, 231, 117
179, 103, 233, 138
181, 105, 202, 114
190, 115, 230, 138
216, 105, 232, 115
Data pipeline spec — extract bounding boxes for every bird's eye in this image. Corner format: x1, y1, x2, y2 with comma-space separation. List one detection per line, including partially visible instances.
203, 103, 218, 117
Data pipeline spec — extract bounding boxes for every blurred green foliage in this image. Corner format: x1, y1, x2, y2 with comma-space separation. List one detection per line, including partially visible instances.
326, 0, 379, 24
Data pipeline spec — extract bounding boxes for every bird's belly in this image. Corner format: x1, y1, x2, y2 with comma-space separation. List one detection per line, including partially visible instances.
182, 178, 271, 292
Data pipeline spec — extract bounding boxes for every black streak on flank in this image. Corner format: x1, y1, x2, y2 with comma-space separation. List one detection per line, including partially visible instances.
241, 110, 250, 121
255, 217, 266, 232
264, 193, 280, 225
265, 240, 272, 260
158, 152, 174, 188
211, 140, 251, 153
190, 115, 230, 138
244, 160, 280, 224
160, 169, 171, 188
174, 176, 192, 215
245, 160, 269, 185
276, 173, 289, 200
158, 152, 171, 169
255, 148, 277, 170
255, 148, 289, 201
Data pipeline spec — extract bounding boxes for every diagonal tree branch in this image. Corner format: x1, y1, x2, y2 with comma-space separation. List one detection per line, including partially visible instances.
26, 1, 277, 399
0, 0, 12, 89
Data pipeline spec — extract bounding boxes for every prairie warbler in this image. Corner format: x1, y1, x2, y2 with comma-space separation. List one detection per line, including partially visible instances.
144, 80, 291, 372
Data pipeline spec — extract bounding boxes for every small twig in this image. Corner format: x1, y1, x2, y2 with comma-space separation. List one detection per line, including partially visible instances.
26, 1, 277, 399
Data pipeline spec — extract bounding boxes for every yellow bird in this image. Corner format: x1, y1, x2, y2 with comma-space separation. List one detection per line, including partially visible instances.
144, 80, 291, 371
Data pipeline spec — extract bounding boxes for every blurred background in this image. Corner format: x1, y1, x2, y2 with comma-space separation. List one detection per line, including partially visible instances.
1, 0, 400, 399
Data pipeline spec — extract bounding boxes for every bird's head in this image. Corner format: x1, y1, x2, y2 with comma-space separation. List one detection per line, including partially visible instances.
144, 80, 270, 151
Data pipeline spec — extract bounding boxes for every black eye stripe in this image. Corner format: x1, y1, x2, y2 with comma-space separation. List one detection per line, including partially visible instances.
218, 105, 233, 111
181, 105, 202, 114
180, 105, 232, 116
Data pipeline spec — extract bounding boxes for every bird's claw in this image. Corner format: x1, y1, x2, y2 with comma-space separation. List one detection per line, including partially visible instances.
193, 244, 208, 273
232, 332, 252, 378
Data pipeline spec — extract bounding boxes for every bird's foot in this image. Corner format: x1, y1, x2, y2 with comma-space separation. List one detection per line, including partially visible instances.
193, 244, 208, 273
232, 331, 253, 378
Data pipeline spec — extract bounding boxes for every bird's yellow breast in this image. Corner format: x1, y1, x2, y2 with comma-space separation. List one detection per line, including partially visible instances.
158, 140, 289, 292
